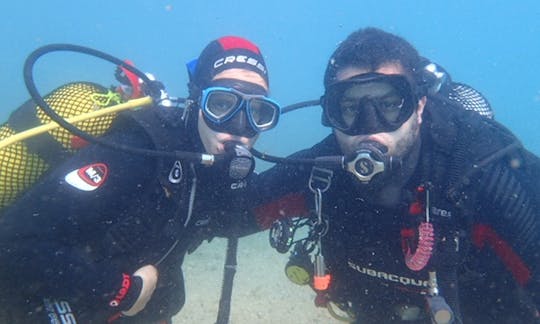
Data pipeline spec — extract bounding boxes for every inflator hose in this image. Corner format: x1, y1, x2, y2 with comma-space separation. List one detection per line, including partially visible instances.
0, 96, 152, 150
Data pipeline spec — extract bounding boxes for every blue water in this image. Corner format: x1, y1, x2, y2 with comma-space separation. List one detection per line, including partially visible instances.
2, 0, 540, 160
1, 2, 540, 322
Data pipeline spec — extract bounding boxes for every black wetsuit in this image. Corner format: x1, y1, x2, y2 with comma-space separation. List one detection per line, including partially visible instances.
0, 106, 254, 323
252, 101, 540, 323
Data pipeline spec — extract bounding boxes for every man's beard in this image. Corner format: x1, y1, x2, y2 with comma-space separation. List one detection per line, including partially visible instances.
392, 114, 421, 159
353, 117, 422, 207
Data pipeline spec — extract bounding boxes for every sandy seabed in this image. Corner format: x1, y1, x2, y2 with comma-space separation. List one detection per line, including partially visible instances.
173, 232, 341, 324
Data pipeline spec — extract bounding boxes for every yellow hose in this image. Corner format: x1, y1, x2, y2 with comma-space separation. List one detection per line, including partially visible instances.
0, 96, 153, 150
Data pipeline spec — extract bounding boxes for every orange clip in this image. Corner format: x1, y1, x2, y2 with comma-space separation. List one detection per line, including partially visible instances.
313, 274, 331, 291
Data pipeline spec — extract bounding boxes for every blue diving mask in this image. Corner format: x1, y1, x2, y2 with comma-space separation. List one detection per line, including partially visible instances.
200, 80, 280, 137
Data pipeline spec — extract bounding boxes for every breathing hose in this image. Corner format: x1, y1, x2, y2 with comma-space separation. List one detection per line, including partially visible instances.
22, 43, 217, 164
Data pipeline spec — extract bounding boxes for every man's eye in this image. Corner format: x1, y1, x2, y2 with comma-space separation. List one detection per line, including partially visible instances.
339, 99, 359, 127
340, 99, 357, 111
381, 97, 404, 111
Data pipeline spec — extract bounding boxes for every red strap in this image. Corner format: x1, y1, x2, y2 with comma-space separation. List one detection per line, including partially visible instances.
107, 312, 122, 323
472, 224, 532, 286
400, 228, 415, 253
120, 60, 141, 99
408, 201, 423, 215
253, 193, 309, 229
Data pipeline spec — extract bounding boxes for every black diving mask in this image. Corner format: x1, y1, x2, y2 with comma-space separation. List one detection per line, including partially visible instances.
321, 73, 418, 135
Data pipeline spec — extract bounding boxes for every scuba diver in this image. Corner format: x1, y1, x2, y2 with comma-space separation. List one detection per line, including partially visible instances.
248, 27, 540, 323
0, 35, 280, 323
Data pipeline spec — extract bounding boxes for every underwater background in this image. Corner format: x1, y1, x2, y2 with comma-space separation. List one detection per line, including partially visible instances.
1, 1, 540, 323
2, 1, 540, 160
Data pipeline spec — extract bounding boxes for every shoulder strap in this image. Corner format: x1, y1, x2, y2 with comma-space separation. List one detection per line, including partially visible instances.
125, 106, 186, 152
123, 106, 189, 194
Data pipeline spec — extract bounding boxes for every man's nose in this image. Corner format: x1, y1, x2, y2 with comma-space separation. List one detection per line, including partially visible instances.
225, 109, 257, 138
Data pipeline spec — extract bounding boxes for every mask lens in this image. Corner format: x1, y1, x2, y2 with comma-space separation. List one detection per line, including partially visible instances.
248, 98, 280, 129
323, 74, 416, 134
204, 90, 241, 120
201, 87, 280, 136
336, 95, 359, 128
373, 91, 406, 123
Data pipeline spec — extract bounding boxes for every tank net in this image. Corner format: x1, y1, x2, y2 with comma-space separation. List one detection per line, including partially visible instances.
447, 82, 494, 119
0, 82, 122, 209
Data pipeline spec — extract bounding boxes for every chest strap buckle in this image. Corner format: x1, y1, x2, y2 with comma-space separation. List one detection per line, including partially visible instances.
309, 167, 333, 194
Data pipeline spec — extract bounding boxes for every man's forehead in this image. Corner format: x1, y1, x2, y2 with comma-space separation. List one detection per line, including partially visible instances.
336, 63, 406, 81
212, 68, 268, 91
343, 82, 396, 98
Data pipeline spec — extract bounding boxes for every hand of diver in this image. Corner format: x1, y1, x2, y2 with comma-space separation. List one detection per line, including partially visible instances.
120, 265, 159, 317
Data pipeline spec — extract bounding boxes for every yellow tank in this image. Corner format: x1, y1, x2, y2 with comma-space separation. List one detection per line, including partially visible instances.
0, 82, 122, 209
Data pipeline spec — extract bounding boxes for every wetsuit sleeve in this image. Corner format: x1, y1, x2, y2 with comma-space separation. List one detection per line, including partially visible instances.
209, 166, 312, 238
243, 136, 347, 232
0, 125, 157, 307
473, 148, 540, 310
202, 147, 316, 239
202, 136, 338, 238
241, 145, 332, 232
250, 165, 311, 229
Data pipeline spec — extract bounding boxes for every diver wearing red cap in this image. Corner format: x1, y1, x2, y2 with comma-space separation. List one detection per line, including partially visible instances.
0, 36, 279, 323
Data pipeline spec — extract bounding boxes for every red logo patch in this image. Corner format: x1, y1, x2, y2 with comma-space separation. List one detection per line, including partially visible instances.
65, 163, 109, 191
78, 163, 108, 187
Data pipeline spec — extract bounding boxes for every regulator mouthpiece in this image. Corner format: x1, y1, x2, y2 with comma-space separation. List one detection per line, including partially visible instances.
224, 142, 255, 180
345, 141, 390, 183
